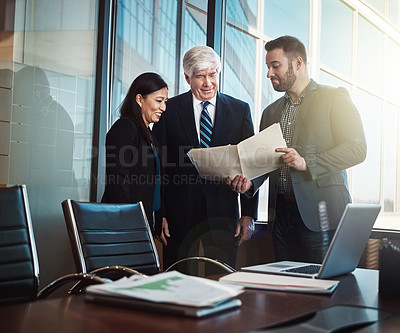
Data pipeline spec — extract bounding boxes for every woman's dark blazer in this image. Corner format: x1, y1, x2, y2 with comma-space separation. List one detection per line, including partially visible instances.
101, 117, 158, 226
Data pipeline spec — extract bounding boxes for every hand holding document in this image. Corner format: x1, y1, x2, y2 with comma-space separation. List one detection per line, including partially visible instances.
187, 123, 286, 180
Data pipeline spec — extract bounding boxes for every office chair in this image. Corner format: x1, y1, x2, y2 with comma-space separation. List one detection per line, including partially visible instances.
62, 200, 160, 278
62, 200, 236, 280
0, 185, 106, 305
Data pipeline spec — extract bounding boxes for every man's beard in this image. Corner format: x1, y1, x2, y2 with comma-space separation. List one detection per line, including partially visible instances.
272, 62, 296, 92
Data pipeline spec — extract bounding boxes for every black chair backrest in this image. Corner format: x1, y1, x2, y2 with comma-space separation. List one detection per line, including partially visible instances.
0, 185, 39, 304
62, 200, 160, 276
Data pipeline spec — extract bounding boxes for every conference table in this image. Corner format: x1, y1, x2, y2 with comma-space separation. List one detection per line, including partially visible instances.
1, 268, 400, 332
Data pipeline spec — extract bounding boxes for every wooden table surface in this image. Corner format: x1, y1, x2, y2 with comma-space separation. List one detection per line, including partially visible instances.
1, 269, 400, 333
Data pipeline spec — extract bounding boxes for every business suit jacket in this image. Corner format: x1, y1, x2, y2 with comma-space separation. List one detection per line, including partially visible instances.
101, 117, 158, 226
153, 91, 259, 241
253, 80, 367, 231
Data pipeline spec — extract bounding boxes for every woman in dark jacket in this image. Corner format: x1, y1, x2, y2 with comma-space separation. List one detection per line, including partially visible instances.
101, 72, 168, 230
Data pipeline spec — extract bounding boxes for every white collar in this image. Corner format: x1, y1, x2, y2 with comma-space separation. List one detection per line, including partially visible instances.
192, 94, 217, 107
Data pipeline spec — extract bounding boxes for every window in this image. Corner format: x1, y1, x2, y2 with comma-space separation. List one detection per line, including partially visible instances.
111, 0, 208, 114
387, 0, 400, 26
111, 0, 178, 124
386, 39, 400, 105
226, 0, 257, 30
319, 71, 352, 91
365, 0, 385, 13
182, 5, 207, 54
382, 104, 398, 213
318, 2, 400, 230
223, 24, 256, 118
187, 0, 207, 12
180, 2, 207, 93
352, 89, 382, 204
357, 16, 384, 95
264, 0, 309, 45
321, 0, 353, 79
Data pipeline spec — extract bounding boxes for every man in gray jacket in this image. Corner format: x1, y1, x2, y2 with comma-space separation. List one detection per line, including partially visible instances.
228, 35, 366, 263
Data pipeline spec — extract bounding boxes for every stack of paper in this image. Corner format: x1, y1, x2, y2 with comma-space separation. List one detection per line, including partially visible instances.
85, 271, 243, 317
219, 272, 339, 294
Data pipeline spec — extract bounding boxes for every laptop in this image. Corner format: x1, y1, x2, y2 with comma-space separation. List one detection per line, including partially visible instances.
242, 204, 381, 279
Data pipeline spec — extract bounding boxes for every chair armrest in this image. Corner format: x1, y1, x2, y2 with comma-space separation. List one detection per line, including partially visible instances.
68, 266, 147, 295
36, 273, 106, 299
90, 265, 147, 278
165, 256, 237, 274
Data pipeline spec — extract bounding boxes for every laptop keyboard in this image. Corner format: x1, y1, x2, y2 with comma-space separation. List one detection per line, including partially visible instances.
283, 264, 321, 275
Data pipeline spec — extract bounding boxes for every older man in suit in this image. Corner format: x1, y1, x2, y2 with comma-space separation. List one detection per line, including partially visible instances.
153, 45, 258, 270
228, 36, 366, 263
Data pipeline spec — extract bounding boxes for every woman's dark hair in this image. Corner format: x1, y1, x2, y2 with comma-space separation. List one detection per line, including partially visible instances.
120, 72, 168, 142
265, 35, 307, 64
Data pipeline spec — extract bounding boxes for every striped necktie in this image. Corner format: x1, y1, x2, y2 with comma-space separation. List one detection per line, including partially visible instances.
200, 101, 212, 148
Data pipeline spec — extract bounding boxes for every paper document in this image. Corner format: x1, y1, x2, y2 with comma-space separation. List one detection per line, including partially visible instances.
219, 272, 339, 294
86, 271, 243, 307
187, 123, 286, 180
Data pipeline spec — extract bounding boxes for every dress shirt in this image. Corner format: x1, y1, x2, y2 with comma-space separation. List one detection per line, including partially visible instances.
278, 82, 311, 195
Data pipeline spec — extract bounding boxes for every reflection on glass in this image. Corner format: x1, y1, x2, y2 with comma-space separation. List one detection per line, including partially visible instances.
226, 0, 258, 30
11, 0, 96, 194
180, 6, 207, 93
5, 0, 97, 287
187, 0, 208, 12
11, 65, 75, 187
223, 25, 256, 119
382, 104, 397, 212
133, 1, 153, 62
182, 6, 207, 56
158, 1, 178, 85
112, 0, 178, 123
321, 0, 353, 78
351, 89, 382, 204
264, 0, 309, 46
357, 16, 383, 94
24, 0, 96, 77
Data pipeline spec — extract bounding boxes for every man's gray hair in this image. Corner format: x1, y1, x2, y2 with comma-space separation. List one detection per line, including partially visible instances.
183, 45, 221, 78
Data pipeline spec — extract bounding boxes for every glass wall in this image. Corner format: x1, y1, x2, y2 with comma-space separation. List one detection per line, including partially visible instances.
320, 1, 400, 228
0, 0, 97, 286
